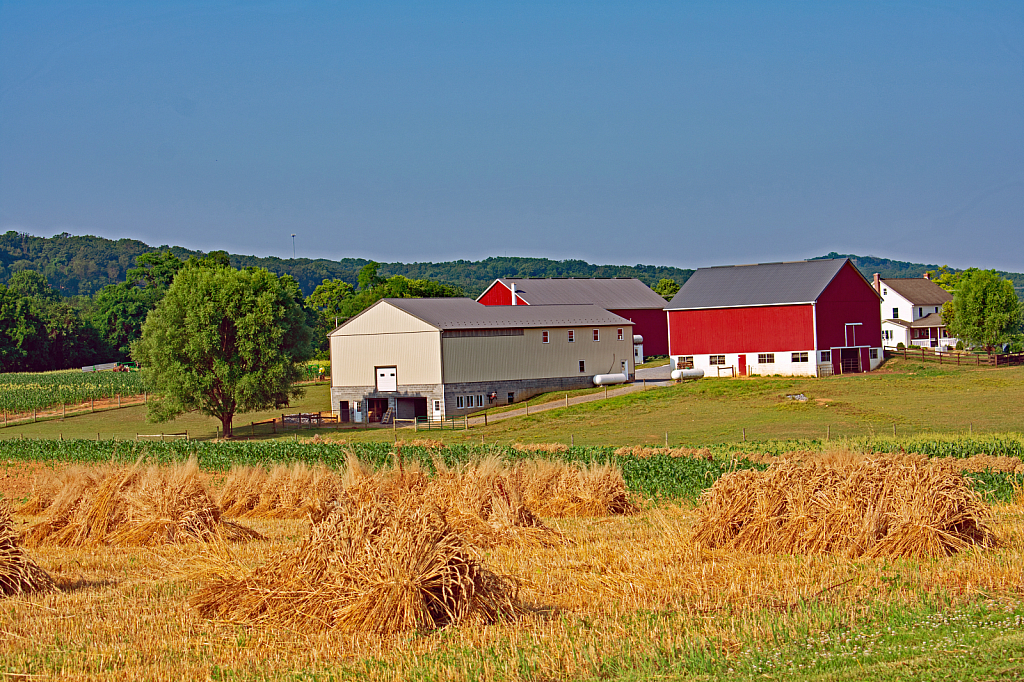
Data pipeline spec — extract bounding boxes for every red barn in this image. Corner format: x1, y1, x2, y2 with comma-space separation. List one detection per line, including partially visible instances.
477, 278, 670, 356
665, 259, 882, 377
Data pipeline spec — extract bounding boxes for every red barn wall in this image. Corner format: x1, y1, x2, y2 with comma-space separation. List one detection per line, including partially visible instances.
668, 305, 815, 355
814, 262, 882, 350
478, 282, 527, 306
609, 308, 668, 356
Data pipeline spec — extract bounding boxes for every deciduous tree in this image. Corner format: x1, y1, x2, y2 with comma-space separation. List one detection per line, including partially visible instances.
133, 264, 312, 437
941, 269, 1022, 353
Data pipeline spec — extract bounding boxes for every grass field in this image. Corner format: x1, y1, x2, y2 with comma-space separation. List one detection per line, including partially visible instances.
1, 358, 1022, 446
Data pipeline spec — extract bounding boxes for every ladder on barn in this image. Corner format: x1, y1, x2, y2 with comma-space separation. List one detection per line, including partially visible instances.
380, 407, 394, 425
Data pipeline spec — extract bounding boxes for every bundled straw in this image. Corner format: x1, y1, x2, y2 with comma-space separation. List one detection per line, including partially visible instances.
692, 453, 999, 559
190, 486, 522, 633
512, 442, 569, 454
514, 460, 636, 517
219, 463, 342, 520
614, 445, 714, 460
1, 502, 53, 596
22, 460, 261, 547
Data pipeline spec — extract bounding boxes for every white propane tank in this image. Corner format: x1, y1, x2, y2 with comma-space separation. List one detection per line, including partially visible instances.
593, 373, 628, 386
632, 335, 643, 344
671, 368, 704, 381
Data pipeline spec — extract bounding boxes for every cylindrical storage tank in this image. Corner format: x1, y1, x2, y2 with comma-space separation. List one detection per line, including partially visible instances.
671, 368, 704, 381
632, 335, 643, 344
593, 373, 628, 386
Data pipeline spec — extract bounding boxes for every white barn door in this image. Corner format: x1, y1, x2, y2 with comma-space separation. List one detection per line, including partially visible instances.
375, 366, 397, 392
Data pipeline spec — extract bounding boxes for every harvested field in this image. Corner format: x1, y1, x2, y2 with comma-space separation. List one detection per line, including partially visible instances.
22, 460, 262, 547
190, 483, 523, 633
693, 452, 999, 558
0, 502, 53, 596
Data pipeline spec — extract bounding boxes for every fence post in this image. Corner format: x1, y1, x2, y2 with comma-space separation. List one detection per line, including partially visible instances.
565, 393, 569, 408
484, 412, 487, 426
118, 394, 121, 408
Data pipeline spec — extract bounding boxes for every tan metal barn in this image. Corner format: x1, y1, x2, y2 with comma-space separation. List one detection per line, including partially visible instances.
329, 298, 634, 422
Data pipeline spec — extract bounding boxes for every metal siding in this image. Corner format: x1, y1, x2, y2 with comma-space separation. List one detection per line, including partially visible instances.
333, 301, 438, 336
608, 307, 669, 356
668, 305, 815, 355
330, 331, 442, 387
814, 261, 883, 350
442, 326, 633, 383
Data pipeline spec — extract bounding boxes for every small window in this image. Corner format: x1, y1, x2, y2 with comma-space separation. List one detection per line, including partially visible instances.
883, 288, 888, 295
465, 395, 474, 408
709, 355, 725, 366
433, 400, 441, 412
593, 329, 600, 342
678, 356, 694, 369
617, 328, 623, 340
477, 395, 484, 407
507, 392, 515, 404
758, 353, 775, 364
792, 352, 808, 363
918, 307, 923, 317
935, 307, 939, 314
892, 308, 899, 319
456, 396, 464, 408
568, 330, 575, 343
621, 360, 626, 372
579, 360, 586, 373
870, 348, 879, 359
541, 331, 549, 343
821, 351, 831, 362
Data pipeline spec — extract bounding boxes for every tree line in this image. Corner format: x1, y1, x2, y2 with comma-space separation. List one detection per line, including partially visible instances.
0, 249, 463, 373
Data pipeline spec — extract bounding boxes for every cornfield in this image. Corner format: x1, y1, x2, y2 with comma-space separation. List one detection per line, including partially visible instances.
0, 369, 147, 414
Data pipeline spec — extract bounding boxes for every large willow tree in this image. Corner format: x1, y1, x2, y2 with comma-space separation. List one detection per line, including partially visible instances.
133, 264, 312, 437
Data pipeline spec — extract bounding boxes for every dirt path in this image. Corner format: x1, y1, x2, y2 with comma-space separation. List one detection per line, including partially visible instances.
468, 376, 673, 427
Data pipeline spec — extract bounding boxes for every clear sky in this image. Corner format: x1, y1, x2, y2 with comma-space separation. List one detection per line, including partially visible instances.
1, 1, 1022, 270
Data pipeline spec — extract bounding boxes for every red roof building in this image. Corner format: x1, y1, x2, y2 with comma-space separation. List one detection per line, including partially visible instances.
477, 277, 670, 356
664, 259, 882, 377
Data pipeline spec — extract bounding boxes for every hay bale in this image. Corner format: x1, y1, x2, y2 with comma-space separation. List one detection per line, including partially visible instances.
190, 489, 522, 633
692, 454, 999, 559
22, 460, 261, 547
0, 502, 53, 596
516, 460, 636, 517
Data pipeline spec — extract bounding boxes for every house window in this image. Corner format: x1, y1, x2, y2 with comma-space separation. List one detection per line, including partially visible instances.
883, 288, 888, 295
709, 355, 725, 366
456, 396, 464, 408
935, 307, 939, 314
758, 353, 775, 364
617, 328, 623, 340
593, 329, 600, 341
870, 348, 879, 359
892, 308, 899, 319
792, 352, 808, 362
541, 331, 549, 343
579, 360, 586, 373
821, 351, 831, 362
568, 330, 575, 343
918, 307, 923, 317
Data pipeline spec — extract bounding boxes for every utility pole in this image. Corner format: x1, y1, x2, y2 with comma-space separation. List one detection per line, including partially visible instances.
291, 234, 296, 258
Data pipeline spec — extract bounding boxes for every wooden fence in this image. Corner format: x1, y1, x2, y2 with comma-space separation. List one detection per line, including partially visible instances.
884, 346, 1024, 367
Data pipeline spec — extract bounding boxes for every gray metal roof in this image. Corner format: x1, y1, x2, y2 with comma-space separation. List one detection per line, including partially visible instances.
665, 259, 850, 309
881, 278, 953, 306
484, 277, 667, 309
382, 298, 633, 329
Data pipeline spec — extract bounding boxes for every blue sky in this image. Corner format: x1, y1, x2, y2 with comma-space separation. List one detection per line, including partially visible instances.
1, 1, 1022, 270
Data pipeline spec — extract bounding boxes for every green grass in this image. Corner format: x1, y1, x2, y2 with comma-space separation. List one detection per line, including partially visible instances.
2, 357, 1022, 448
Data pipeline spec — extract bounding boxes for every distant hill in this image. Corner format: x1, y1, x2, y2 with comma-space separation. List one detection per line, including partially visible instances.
1, 231, 1020, 298
813, 252, 1024, 299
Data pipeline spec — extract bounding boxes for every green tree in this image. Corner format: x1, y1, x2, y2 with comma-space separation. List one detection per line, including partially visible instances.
126, 251, 184, 288
941, 269, 1022, 353
924, 265, 961, 294
357, 261, 384, 290
653, 278, 681, 301
133, 265, 313, 437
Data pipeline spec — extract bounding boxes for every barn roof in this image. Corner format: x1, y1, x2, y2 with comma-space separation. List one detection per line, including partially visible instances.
665, 259, 852, 310
482, 277, 666, 309
881, 278, 953, 306
378, 298, 632, 330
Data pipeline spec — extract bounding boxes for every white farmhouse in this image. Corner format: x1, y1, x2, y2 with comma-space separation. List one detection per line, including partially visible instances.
872, 274, 958, 350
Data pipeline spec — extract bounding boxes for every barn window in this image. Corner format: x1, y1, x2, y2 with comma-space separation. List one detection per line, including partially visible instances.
579, 360, 586, 373
593, 329, 600, 341
568, 330, 575, 343
476, 395, 484, 407
870, 349, 879, 359
678, 356, 694, 369
456, 396, 464, 408
617, 328, 623, 340
541, 331, 549, 343
758, 353, 775, 364
792, 352, 808, 363
821, 351, 831, 362
465, 395, 474, 408
709, 355, 725, 366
